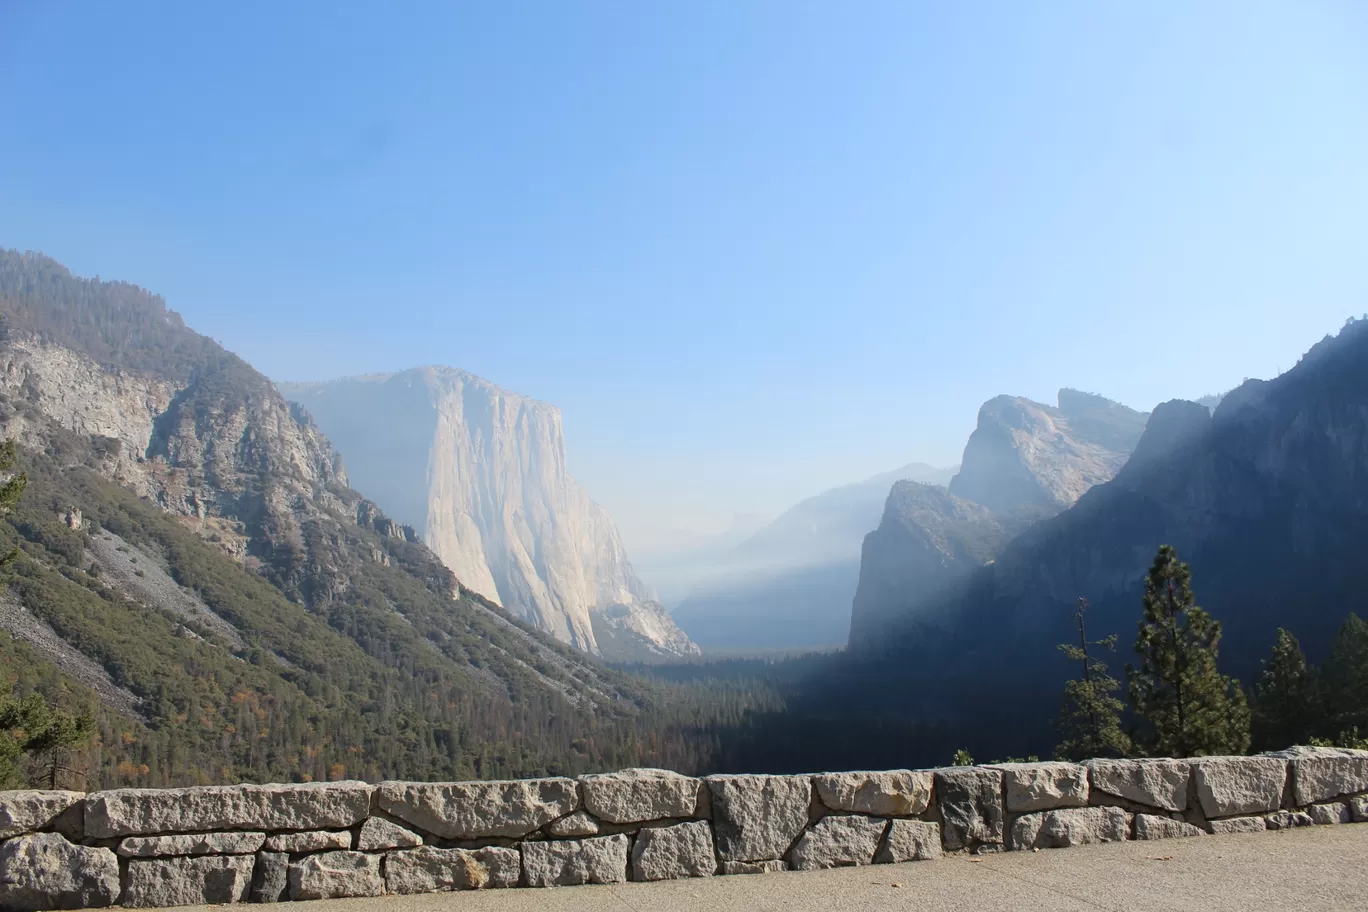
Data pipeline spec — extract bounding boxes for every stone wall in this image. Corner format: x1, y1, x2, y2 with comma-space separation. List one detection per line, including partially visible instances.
2, 746, 1366, 910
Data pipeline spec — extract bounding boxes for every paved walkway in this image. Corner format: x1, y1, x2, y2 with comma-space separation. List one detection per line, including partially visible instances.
191, 825, 1368, 912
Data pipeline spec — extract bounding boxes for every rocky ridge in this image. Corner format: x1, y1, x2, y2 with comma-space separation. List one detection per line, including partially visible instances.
848, 389, 1149, 647
840, 319, 1368, 757
2, 746, 1366, 909
281, 369, 698, 660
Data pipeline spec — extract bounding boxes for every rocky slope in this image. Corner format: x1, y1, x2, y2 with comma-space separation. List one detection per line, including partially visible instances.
0, 249, 719, 785
671, 463, 956, 651
848, 391, 1147, 648
280, 369, 698, 661
832, 319, 1368, 757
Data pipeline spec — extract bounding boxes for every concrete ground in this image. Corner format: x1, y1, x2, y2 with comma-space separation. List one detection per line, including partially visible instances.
185, 825, 1367, 912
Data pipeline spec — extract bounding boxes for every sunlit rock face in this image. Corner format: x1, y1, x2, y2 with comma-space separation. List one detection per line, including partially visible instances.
848, 390, 1148, 649
283, 368, 697, 658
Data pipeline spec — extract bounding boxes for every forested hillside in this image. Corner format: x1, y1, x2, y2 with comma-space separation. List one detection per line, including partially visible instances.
0, 251, 781, 787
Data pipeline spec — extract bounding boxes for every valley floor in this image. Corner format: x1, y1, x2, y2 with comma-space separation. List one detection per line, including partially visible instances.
148, 826, 1366, 912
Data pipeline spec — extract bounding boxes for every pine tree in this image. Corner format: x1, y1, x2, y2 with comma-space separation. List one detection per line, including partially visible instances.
1126, 545, 1250, 757
1321, 613, 1368, 739
1251, 629, 1318, 750
1055, 598, 1132, 761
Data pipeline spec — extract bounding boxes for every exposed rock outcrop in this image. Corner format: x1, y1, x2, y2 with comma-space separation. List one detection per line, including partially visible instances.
282, 369, 698, 659
848, 390, 1148, 649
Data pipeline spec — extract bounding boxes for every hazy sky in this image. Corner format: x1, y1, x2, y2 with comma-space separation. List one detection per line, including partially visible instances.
2, 1, 1366, 554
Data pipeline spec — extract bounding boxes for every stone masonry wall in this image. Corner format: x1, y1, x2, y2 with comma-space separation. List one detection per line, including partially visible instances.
2, 746, 1366, 910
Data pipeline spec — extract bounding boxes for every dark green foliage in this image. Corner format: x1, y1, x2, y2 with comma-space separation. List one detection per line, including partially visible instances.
1321, 613, 1368, 738
1055, 598, 1131, 761
1251, 629, 1319, 751
0, 251, 232, 382
0, 436, 27, 574
1127, 546, 1250, 757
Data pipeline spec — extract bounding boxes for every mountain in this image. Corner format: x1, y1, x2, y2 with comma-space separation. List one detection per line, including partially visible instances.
280, 370, 698, 662
832, 319, 1368, 759
848, 390, 1148, 648
629, 513, 770, 608
0, 249, 730, 787
671, 463, 956, 651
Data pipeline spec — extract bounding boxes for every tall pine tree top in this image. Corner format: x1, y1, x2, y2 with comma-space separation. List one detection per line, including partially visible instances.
1127, 545, 1250, 758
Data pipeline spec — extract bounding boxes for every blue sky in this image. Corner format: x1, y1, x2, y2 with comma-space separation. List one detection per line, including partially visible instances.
2, 1, 1366, 553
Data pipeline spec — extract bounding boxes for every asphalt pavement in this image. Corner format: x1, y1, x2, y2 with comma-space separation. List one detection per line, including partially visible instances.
172, 823, 1368, 912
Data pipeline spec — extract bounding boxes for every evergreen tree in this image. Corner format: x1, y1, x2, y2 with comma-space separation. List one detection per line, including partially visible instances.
1126, 545, 1250, 757
1055, 598, 1131, 761
0, 692, 92, 789
1251, 629, 1318, 750
0, 437, 27, 573
1321, 613, 1368, 739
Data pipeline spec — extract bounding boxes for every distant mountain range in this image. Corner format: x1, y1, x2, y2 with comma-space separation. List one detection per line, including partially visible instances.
671, 463, 956, 650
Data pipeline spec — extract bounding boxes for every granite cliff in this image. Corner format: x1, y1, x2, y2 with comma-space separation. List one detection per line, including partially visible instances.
281, 370, 698, 661
848, 390, 1148, 647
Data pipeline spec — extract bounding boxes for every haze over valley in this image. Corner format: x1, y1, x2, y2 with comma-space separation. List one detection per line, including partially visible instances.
2, 1, 1368, 788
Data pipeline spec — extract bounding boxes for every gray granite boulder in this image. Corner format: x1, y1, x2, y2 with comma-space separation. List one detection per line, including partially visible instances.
995, 762, 1088, 812
1267, 746, 1368, 805
580, 769, 703, 824
521, 834, 630, 887
1350, 796, 1368, 823
262, 830, 351, 853
721, 859, 786, 874
288, 851, 384, 900
1207, 816, 1267, 835
356, 817, 422, 851
875, 819, 942, 863
789, 815, 885, 870
116, 831, 265, 857
249, 852, 290, 903
546, 811, 600, 837
123, 854, 255, 907
376, 778, 578, 840
707, 775, 812, 862
384, 846, 520, 892
0, 833, 120, 911
1012, 807, 1130, 850
811, 770, 931, 816
934, 768, 1005, 851
1133, 814, 1204, 840
630, 821, 716, 881
0, 791, 85, 840
84, 782, 372, 838
1084, 759, 1189, 811
1307, 802, 1352, 825
1191, 756, 1287, 818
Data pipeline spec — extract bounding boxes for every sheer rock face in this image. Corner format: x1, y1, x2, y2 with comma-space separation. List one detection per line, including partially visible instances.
282, 369, 698, 659
949, 390, 1148, 516
848, 389, 1147, 648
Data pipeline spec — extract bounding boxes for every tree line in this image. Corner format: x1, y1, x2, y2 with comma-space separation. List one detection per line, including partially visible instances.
1053, 544, 1367, 762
